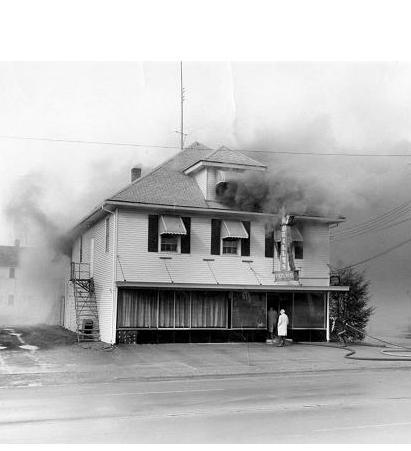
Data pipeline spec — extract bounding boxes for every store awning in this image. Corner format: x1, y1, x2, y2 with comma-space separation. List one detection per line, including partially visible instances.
221, 220, 249, 239
274, 226, 303, 242
159, 215, 187, 235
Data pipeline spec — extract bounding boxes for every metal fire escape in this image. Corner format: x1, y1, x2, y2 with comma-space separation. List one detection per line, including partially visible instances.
70, 262, 100, 342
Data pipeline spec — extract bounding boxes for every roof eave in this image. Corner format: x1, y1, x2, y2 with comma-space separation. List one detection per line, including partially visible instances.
67, 200, 345, 240
184, 160, 267, 175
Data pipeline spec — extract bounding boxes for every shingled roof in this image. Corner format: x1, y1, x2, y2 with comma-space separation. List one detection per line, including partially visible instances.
198, 146, 266, 169
109, 142, 264, 209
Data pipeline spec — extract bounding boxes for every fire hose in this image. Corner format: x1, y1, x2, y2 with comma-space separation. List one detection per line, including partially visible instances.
302, 323, 411, 361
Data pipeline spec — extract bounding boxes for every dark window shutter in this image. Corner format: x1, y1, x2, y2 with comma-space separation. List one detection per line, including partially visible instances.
211, 219, 221, 255
241, 221, 251, 256
265, 225, 274, 258
148, 215, 159, 252
181, 217, 191, 254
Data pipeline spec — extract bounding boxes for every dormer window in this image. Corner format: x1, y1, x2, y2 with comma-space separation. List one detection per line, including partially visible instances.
183, 147, 267, 201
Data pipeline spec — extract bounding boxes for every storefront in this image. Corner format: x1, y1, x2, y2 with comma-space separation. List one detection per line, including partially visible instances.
116, 288, 329, 344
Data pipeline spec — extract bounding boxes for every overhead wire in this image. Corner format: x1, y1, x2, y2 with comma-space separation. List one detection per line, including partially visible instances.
333, 199, 411, 233
331, 199, 411, 240
2, 134, 411, 158
338, 235, 411, 270
331, 215, 411, 242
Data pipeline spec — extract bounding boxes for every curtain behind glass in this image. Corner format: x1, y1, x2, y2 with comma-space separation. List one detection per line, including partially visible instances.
175, 291, 190, 327
117, 290, 157, 328
159, 291, 174, 328
191, 291, 227, 327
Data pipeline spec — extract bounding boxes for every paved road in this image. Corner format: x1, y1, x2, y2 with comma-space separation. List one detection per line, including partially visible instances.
1, 366, 411, 443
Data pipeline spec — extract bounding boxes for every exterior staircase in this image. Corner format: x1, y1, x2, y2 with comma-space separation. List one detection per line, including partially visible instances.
70, 262, 100, 342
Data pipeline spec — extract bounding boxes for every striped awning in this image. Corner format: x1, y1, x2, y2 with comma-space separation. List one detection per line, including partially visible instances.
159, 215, 187, 235
274, 226, 303, 242
221, 220, 249, 239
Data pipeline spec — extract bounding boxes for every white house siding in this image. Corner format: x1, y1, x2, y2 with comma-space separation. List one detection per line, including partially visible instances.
116, 210, 330, 288
193, 169, 207, 199
64, 214, 116, 344
206, 168, 217, 201
294, 222, 330, 286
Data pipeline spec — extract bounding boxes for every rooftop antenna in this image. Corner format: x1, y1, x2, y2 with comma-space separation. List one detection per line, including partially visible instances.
175, 61, 187, 149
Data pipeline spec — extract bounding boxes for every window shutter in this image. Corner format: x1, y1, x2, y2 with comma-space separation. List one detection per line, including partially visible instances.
148, 215, 159, 252
211, 219, 221, 255
265, 225, 274, 258
181, 217, 191, 254
241, 221, 251, 256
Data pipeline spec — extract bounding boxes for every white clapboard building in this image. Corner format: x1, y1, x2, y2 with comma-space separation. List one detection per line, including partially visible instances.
63, 142, 349, 344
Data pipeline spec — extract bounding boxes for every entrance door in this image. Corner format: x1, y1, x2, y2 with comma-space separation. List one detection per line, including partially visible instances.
267, 293, 293, 330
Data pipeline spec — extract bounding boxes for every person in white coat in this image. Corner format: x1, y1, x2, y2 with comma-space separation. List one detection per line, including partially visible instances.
277, 309, 289, 347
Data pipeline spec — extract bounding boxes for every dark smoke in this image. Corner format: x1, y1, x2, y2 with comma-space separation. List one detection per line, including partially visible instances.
216, 170, 341, 218
4, 174, 71, 256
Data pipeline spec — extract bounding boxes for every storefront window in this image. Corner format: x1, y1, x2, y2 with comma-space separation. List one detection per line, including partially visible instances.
293, 292, 325, 328
191, 291, 227, 328
175, 291, 190, 328
117, 289, 157, 328
158, 291, 174, 328
232, 292, 266, 328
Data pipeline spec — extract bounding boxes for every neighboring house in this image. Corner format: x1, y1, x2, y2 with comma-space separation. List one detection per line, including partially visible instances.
0, 241, 65, 325
0, 242, 19, 315
64, 142, 349, 344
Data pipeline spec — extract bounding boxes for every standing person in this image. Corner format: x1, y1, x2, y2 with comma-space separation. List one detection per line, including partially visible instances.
267, 307, 278, 343
277, 309, 289, 347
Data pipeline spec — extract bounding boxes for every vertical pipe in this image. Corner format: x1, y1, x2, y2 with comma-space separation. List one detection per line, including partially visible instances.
326, 292, 330, 342
110, 208, 119, 344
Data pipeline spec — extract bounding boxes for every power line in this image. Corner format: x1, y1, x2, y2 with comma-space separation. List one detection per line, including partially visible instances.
339, 235, 411, 270
331, 200, 411, 239
1, 134, 411, 158
331, 215, 411, 242
0, 135, 178, 150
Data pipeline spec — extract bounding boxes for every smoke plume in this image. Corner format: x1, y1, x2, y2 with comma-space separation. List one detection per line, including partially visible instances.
216, 169, 341, 218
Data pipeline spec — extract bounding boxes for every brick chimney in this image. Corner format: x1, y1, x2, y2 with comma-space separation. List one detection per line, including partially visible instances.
131, 167, 142, 182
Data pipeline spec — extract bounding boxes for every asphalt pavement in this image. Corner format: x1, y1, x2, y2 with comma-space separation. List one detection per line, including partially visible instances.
1, 326, 411, 443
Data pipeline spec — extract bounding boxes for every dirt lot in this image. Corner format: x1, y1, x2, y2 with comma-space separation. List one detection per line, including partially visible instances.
0, 325, 77, 350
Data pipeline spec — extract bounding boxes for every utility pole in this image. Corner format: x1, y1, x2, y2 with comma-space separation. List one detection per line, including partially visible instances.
180, 61, 184, 150
175, 61, 187, 149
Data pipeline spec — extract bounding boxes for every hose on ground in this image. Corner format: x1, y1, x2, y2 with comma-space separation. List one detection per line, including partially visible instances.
301, 323, 411, 361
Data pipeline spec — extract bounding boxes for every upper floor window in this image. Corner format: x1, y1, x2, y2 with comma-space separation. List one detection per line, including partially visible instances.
79, 235, 83, 262
148, 215, 191, 254
161, 234, 179, 252
211, 219, 250, 257
9, 267, 15, 279
222, 238, 239, 255
105, 216, 110, 253
273, 226, 304, 260
294, 242, 304, 259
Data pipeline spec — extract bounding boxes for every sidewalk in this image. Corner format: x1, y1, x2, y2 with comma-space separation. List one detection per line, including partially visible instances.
1, 339, 411, 389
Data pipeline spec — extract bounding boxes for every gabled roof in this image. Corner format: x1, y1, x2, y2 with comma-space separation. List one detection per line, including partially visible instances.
200, 146, 266, 168
0, 246, 19, 267
70, 141, 344, 238
110, 142, 263, 209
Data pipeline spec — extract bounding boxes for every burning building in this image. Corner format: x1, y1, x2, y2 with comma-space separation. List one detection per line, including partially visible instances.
63, 142, 349, 344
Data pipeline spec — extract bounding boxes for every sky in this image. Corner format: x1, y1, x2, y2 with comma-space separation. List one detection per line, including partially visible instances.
1, 62, 411, 335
